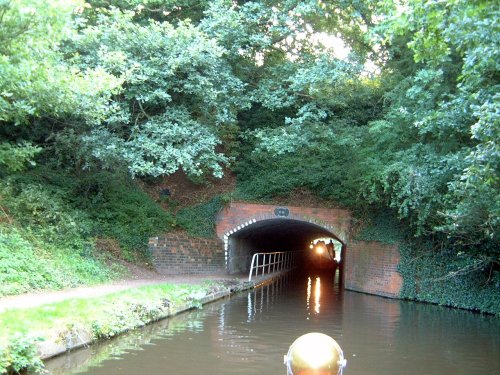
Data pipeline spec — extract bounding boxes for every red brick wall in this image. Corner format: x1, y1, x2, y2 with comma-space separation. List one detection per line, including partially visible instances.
149, 204, 403, 298
344, 240, 403, 298
216, 202, 351, 243
149, 233, 225, 275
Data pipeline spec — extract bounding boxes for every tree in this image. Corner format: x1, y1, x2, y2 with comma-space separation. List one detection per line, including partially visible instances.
0, 0, 120, 172
363, 0, 499, 243
64, 6, 247, 177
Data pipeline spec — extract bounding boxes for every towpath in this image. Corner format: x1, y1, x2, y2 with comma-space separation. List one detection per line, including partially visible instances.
0, 273, 247, 313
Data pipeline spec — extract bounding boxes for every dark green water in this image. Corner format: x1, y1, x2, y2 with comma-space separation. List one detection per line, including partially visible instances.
44, 272, 500, 375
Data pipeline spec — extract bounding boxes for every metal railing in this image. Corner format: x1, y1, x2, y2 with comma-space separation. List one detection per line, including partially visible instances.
248, 251, 298, 281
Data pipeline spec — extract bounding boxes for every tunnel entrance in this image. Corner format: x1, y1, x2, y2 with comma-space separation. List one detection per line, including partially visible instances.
216, 202, 351, 276
224, 218, 345, 275
151, 201, 403, 298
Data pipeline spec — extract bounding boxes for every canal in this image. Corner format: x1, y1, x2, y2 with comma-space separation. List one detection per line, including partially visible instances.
44, 271, 500, 375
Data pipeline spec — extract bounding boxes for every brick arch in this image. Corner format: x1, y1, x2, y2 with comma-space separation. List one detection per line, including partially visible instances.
216, 202, 352, 243
216, 203, 352, 271
220, 215, 347, 245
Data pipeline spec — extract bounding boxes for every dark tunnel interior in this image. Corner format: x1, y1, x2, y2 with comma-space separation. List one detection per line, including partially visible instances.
226, 218, 344, 274
233, 218, 338, 252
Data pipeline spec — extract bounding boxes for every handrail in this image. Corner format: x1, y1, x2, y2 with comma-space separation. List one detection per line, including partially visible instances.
248, 251, 298, 281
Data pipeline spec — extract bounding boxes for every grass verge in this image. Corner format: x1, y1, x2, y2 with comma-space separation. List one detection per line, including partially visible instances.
0, 281, 229, 374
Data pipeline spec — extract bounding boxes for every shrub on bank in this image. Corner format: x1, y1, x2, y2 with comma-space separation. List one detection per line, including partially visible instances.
176, 195, 228, 238
0, 225, 118, 296
398, 242, 500, 315
68, 171, 176, 260
0, 174, 123, 296
0, 168, 177, 296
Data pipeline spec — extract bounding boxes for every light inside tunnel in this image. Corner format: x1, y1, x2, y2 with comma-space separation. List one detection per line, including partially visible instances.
315, 243, 325, 255
310, 237, 342, 262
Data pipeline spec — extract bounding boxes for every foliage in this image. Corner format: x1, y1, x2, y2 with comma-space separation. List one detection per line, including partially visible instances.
0, 335, 43, 375
85, 0, 212, 25
122, 109, 229, 178
176, 196, 228, 238
235, 123, 369, 208
363, 0, 500, 245
0, 178, 120, 296
69, 170, 176, 258
353, 209, 407, 244
0, 142, 41, 173
0, 164, 176, 295
0, 0, 120, 126
64, 6, 246, 177
0, 224, 118, 297
0, 177, 93, 243
398, 241, 500, 315
3, 167, 176, 260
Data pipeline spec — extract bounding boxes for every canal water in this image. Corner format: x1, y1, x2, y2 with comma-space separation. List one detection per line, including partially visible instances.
44, 271, 500, 375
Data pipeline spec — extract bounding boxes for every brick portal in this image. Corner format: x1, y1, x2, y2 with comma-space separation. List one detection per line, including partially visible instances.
216, 202, 352, 243
149, 202, 403, 298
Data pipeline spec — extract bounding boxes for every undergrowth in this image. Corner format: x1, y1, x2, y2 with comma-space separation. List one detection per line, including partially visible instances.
176, 195, 229, 238
0, 167, 175, 295
233, 135, 364, 208
0, 226, 116, 296
0, 175, 121, 296
68, 171, 176, 259
354, 209, 500, 315
0, 335, 43, 375
398, 241, 500, 315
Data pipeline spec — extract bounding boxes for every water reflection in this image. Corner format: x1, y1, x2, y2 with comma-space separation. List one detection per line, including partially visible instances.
41, 308, 212, 375
306, 276, 322, 317
247, 276, 288, 323
306, 277, 311, 313
315, 277, 321, 314
43, 272, 500, 375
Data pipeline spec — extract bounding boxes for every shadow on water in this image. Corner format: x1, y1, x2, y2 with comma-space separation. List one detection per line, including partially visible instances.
42, 270, 500, 375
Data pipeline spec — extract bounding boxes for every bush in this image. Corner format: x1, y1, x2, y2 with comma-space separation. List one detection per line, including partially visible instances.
234, 134, 365, 208
0, 335, 43, 375
399, 242, 500, 315
0, 175, 119, 295
0, 179, 93, 244
176, 196, 227, 238
2, 167, 176, 260
70, 171, 176, 259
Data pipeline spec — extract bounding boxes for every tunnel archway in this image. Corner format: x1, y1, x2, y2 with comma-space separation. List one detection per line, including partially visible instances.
221, 217, 346, 275
216, 203, 351, 275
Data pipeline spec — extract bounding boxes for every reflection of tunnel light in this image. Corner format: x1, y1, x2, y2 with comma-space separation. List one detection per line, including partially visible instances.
315, 277, 321, 314
306, 277, 311, 311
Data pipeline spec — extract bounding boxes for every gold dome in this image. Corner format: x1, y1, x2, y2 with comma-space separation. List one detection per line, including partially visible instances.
284, 333, 346, 375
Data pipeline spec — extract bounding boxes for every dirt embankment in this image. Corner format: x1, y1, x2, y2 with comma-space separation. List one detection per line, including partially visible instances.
139, 170, 237, 212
